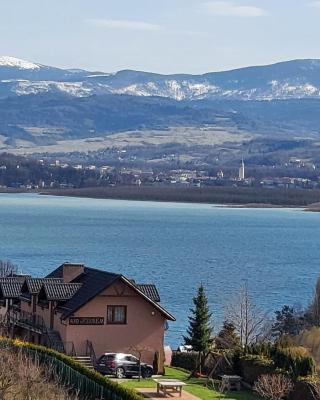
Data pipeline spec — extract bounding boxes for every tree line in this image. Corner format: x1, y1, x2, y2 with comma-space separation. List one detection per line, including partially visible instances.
183, 278, 320, 400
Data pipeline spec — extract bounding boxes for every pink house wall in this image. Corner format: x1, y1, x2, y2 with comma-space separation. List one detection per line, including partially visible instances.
62, 282, 166, 365
21, 280, 167, 367
21, 299, 31, 313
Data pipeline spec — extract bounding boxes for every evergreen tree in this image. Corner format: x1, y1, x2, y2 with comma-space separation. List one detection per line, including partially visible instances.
216, 320, 240, 349
272, 305, 305, 338
184, 284, 212, 373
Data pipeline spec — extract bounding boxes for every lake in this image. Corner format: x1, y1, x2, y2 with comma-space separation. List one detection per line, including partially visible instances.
0, 193, 320, 347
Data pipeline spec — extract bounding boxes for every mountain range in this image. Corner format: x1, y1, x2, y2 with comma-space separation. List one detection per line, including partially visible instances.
1, 56, 320, 166
2, 56, 320, 101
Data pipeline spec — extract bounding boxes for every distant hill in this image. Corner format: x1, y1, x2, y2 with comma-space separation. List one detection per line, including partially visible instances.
0, 93, 237, 144
1, 57, 320, 101
1, 56, 320, 161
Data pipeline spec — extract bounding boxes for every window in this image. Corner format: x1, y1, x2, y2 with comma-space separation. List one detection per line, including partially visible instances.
107, 305, 127, 324
124, 355, 137, 362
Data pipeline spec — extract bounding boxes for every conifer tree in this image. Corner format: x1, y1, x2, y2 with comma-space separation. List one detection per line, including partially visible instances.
184, 284, 212, 373
216, 320, 240, 349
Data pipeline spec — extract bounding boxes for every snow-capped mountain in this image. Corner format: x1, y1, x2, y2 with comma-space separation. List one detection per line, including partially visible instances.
0, 56, 41, 70
2, 57, 320, 153
1, 57, 320, 101
0, 56, 89, 82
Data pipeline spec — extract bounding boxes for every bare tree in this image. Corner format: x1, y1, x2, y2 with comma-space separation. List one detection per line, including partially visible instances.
0, 260, 18, 277
224, 282, 267, 349
254, 374, 293, 400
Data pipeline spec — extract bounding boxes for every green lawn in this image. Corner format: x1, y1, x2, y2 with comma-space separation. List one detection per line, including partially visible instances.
120, 367, 261, 400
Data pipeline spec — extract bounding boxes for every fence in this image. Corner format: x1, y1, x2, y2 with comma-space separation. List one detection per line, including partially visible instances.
27, 349, 108, 400
0, 338, 142, 400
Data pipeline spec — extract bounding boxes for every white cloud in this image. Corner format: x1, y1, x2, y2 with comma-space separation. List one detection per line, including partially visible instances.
309, 1, 320, 8
203, 1, 267, 17
87, 19, 162, 32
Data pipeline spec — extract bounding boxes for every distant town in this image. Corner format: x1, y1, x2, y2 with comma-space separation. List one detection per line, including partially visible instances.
0, 152, 319, 193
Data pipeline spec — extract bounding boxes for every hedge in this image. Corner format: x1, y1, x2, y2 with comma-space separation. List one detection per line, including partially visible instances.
0, 337, 143, 400
171, 352, 198, 372
234, 355, 274, 385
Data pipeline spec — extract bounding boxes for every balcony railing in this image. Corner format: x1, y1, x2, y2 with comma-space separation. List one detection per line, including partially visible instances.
8, 308, 46, 334
7, 308, 77, 357
51, 341, 76, 357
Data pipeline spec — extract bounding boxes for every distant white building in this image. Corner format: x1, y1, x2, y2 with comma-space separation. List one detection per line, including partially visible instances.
177, 345, 193, 353
217, 170, 224, 179
239, 159, 245, 180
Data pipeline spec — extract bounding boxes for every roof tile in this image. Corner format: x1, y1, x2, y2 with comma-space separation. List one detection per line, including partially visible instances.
0, 280, 23, 298
26, 278, 63, 294
42, 282, 82, 301
135, 284, 160, 302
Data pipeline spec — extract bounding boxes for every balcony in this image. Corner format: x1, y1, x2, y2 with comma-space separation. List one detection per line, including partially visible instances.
7, 307, 76, 356
7, 308, 46, 334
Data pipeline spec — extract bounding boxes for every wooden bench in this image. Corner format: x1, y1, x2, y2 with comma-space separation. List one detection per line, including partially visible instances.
153, 379, 186, 397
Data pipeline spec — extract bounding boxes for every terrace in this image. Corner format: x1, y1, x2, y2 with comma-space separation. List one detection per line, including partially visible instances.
120, 367, 261, 400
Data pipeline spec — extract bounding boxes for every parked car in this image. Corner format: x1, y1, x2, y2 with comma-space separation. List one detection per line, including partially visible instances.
95, 353, 154, 378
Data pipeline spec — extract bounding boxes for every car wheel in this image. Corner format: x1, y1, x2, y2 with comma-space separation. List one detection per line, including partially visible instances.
116, 367, 126, 379
142, 368, 153, 379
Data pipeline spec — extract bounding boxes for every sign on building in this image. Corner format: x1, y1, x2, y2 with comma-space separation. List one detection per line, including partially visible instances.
69, 317, 104, 325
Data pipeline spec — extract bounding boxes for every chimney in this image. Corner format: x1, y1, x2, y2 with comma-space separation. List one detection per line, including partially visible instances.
62, 262, 85, 283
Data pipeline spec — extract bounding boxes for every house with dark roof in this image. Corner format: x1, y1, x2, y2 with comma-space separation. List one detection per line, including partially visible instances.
0, 277, 24, 318
0, 263, 175, 371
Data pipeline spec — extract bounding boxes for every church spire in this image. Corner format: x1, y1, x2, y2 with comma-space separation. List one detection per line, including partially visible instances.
239, 158, 245, 180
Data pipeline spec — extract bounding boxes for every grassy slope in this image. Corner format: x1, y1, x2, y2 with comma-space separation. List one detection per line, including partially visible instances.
120, 367, 261, 400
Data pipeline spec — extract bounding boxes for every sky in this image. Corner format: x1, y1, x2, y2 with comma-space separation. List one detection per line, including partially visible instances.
1, 0, 320, 74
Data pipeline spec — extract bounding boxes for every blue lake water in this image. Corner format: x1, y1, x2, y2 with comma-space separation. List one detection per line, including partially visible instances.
0, 193, 320, 347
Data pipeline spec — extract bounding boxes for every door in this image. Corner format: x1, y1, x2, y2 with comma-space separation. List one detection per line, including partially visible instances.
125, 356, 140, 375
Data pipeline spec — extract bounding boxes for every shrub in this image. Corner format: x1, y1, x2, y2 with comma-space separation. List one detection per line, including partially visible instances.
0, 346, 78, 399
171, 352, 198, 372
153, 351, 161, 375
254, 374, 293, 400
296, 327, 320, 366
235, 354, 275, 385
244, 343, 316, 378
289, 376, 318, 400
246, 343, 274, 358
0, 337, 143, 400
272, 347, 316, 378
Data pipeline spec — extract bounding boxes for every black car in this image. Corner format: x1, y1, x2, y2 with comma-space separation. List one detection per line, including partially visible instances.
95, 353, 154, 378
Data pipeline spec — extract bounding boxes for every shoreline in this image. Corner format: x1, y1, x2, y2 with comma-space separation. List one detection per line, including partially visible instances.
39, 186, 320, 210
214, 203, 301, 209
1, 187, 320, 210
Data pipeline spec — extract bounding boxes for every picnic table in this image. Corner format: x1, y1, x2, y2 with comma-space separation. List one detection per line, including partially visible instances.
220, 375, 242, 391
153, 378, 186, 397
